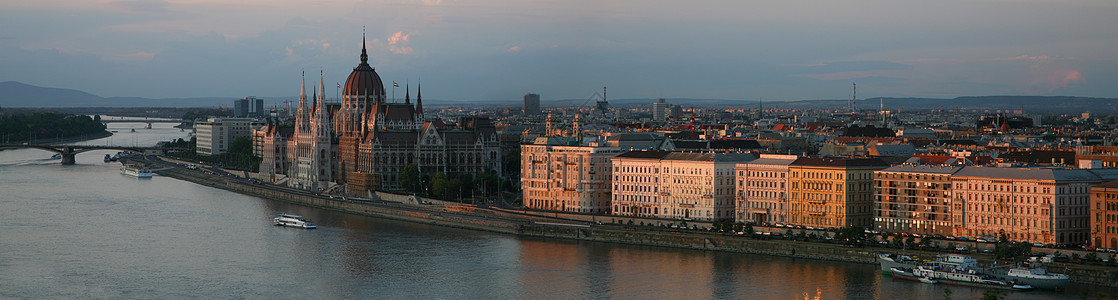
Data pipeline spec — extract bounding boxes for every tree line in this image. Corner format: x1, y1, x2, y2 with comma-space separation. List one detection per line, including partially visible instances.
0, 111, 107, 143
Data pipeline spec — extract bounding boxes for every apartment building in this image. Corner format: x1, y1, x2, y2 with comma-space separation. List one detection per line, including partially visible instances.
951, 167, 1118, 245
735, 154, 798, 224
522, 134, 669, 214
788, 157, 888, 228
874, 164, 962, 236
1090, 179, 1118, 250
612, 151, 753, 222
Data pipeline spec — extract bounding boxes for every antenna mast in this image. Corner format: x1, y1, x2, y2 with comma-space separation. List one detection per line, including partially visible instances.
851, 82, 856, 120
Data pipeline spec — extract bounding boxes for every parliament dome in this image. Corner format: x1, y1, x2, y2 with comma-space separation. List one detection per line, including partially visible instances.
343, 40, 386, 99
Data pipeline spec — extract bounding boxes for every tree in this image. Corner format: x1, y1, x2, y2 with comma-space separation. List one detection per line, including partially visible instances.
228, 137, 253, 156
399, 164, 421, 194
835, 226, 868, 245
430, 173, 448, 199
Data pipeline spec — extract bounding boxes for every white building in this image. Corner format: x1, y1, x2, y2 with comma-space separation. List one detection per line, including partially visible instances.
196, 117, 264, 155
735, 154, 798, 224
612, 151, 753, 221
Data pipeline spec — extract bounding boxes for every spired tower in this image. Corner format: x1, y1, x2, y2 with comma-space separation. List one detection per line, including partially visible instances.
289, 71, 334, 190
336, 35, 387, 184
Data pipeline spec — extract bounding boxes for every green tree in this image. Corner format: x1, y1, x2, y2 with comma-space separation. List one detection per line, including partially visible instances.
399, 164, 421, 194
430, 172, 448, 198
228, 137, 253, 156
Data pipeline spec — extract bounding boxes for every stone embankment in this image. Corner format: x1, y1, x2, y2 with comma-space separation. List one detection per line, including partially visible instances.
139, 157, 1118, 288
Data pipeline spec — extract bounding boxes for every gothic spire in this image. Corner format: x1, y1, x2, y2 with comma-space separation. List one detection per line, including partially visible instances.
404, 83, 411, 104
298, 71, 307, 110
416, 81, 423, 116
360, 27, 368, 64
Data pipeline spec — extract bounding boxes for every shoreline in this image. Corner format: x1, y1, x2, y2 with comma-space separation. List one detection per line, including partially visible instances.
134, 156, 1118, 288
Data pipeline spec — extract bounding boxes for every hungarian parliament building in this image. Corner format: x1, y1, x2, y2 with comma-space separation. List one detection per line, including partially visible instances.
256, 38, 501, 195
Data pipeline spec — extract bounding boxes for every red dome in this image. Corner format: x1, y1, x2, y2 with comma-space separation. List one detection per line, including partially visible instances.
343, 43, 385, 99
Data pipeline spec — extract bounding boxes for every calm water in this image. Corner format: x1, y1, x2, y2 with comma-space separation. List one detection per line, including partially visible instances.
0, 121, 1110, 299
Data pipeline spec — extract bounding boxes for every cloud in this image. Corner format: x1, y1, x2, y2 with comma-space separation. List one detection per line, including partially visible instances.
101, 0, 171, 13
387, 31, 413, 55
507, 46, 521, 52
388, 32, 409, 45
1063, 70, 1083, 84
421, 0, 442, 6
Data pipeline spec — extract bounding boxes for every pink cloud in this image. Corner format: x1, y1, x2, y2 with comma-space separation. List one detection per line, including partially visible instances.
387, 31, 413, 55
1063, 70, 1083, 84
507, 46, 521, 52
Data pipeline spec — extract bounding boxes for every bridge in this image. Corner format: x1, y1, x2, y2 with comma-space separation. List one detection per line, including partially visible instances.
100, 119, 187, 124
0, 144, 167, 165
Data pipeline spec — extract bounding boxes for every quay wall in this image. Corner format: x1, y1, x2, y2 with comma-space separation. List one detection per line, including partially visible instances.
146, 159, 1118, 288
518, 224, 879, 264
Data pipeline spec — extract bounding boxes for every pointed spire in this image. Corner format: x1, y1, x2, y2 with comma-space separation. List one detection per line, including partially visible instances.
416, 81, 423, 116
298, 71, 307, 109
404, 83, 411, 104
360, 27, 368, 64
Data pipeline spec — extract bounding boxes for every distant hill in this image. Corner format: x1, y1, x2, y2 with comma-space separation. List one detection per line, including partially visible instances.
3, 81, 1116, 113
0, 81, 232, 107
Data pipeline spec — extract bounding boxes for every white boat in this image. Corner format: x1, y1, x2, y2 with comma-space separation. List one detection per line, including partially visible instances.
120, 164, 153, 178
274, 214, 316, 229
919, 277, 938, 284
1002, 267, 1068, 289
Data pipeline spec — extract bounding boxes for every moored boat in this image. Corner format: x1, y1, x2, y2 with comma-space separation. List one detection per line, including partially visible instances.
120, 164, 153, 178
911, 265, 1031, 291
879, 253, 918, 274
998, 267, 1068, 290
274, 214, 316, 229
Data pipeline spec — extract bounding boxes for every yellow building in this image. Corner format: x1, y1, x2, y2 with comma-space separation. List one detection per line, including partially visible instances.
788, 157, 888, 228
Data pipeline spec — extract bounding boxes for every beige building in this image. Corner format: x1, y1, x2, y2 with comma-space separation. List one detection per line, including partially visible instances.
1090, 179, 1118, 250
735, 154, 798, 224
195, 117, 264, 155
611, 151, 670, 218
874, 164, 961, 236
611, 151, 753, 221
951, 167, 1118, 245
788, 157, 888, 228
521, 134, 669, 214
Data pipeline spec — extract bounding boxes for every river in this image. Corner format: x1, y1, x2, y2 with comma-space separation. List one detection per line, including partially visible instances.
0, 120, 1111, 299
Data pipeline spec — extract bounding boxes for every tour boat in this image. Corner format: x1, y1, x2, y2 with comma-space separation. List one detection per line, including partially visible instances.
274, 214, 317, 229
120, 164, 153, 178
104, 154, 112, 162
51, 153, 62, 159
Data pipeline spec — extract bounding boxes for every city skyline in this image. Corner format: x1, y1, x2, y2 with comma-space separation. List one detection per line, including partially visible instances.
1, 1, 1117, 101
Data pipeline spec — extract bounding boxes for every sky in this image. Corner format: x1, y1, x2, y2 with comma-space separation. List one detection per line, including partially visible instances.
1, 0, 1117, 102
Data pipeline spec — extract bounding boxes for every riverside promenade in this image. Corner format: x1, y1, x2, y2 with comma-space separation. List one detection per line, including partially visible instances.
130, 156, 1118, 288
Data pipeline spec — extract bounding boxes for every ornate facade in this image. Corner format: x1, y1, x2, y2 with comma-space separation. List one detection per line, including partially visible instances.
258, 36, 500, 194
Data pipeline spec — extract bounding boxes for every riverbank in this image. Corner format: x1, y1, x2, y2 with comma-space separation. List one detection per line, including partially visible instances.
133, 156, 1118, 288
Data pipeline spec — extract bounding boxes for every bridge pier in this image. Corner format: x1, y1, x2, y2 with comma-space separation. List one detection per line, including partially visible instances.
60, 146, 76, 165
